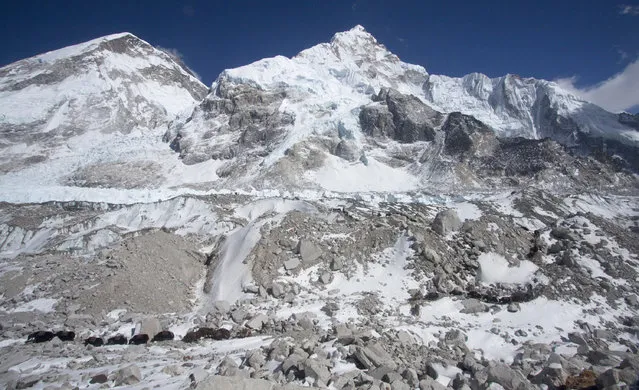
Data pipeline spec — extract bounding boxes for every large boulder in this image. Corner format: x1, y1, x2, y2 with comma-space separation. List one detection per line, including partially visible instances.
296, 239, 322, 265
114, 365, 142, 386
485, 363, 536, 390
352, 342, 397, 370
194, 375, 306, 389
431, 209, 462, 235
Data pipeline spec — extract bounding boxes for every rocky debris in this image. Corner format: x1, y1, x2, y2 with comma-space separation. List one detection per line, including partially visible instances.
432, 209, 462, 235
113, 364, 142, 386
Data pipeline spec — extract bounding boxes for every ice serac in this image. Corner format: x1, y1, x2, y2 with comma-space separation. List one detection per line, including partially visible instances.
0, 32, 208, 176
423, 73, 639, 148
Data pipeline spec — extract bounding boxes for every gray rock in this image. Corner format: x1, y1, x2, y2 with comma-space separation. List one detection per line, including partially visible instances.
282, 350, 308, 373
162, 365, 184, 377
391, 380, 411, 390
442, 112, 494, 156
139, 317, 161, 338
558, 250, 578, 268
402, 368, 420, 387
334, 140, 359, 162
284, 258, 301, 271
296, 240, 322, 265
231, 309, 248, 323
423, 248, 441, 264
550, 227, 579, 241
331, 258, 344, 271
15, 375, 40, 389
246, 313, 268, 330
352, 343, 397, 370
368, 364, 396, 380
432, 209, 462, 235
396, 330, 415, 345
618, 368, 638, 387
271, 283, 285, 298
303, 359, 331, 385
194, 375, 306, 389
507, 303, 520, 313
319, 271, 333, 284
547, 242, 563, 254
625, 294, 639, 307
362, 88, 442, 143
114, 364, 142, 386
419, 377, 447, 390
444, 329, 467, 346
245, 349, 265, 368
214, 300, 231, 314
486, 363, 535, 390
597, 369, 620, 388
460, 298, 488, 314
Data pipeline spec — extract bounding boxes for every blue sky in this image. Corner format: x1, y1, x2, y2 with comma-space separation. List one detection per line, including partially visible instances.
1, 0, 638, 112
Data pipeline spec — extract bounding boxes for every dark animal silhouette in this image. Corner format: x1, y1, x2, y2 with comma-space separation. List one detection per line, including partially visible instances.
26, 331, 55, 343
182, 327, 231, 343
56, 331, 75, 341
129, 334, 149, 345
151, 330, 174, 342
182, 330, 200, 343
106, 334, 128, 345
84, 337, 104, 347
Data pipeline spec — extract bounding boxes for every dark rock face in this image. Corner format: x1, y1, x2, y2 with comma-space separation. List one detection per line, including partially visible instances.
359, 104, 395, 138
442, 112, 494, 156
167, 78, 294, 165
360, 88, 442, 143
478, 138, 560, 177
619, 112, 639, 131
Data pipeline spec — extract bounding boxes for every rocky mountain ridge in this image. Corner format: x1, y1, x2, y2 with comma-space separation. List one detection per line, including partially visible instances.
0, 25, 637, 199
